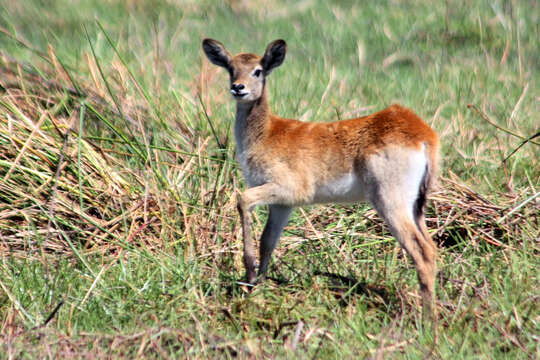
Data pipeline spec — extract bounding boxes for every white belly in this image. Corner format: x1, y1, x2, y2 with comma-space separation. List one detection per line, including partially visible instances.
313, 172, 365, 204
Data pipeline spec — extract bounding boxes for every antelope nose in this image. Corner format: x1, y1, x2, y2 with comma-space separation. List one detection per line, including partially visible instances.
231, 83, 245, 92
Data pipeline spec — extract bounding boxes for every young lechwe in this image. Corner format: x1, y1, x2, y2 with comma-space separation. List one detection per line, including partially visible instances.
202, 38, 440, 320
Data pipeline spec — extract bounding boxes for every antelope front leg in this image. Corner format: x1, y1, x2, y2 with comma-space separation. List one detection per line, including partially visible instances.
237, 183, 289, 284
237, 195, 257, 283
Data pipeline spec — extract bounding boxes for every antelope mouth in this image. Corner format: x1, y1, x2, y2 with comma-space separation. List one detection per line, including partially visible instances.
230, 90, 248, 98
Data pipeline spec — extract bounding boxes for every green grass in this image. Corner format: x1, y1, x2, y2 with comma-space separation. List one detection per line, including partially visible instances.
0, 0, 538, 358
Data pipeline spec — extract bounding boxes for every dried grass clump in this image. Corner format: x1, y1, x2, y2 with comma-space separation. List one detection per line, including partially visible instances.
0, 55, 175, 257
430, 173, 538, 250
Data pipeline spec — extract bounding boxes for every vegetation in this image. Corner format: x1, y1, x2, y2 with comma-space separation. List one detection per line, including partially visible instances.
0, 0, 538, 358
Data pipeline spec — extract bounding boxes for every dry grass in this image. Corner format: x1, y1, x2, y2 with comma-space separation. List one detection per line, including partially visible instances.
1, 53, 536, 260
0, 54, 176, 258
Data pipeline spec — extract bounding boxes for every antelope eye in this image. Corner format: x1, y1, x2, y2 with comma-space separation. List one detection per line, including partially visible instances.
253, 69, 262, 77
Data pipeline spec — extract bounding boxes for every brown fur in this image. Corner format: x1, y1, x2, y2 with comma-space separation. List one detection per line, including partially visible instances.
239, 94, 439, 204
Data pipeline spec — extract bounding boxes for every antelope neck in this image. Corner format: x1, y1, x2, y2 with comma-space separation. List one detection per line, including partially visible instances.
234, 88, 270, 154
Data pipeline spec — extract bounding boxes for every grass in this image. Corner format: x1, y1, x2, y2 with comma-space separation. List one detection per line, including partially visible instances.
0, 0, 538, 358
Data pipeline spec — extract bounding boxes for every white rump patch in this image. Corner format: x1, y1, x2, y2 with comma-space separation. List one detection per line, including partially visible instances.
402, 150, 428, 218
365, 146, 428, 219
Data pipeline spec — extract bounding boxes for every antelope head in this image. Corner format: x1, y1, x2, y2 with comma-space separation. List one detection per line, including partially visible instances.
202, 38, 287, 103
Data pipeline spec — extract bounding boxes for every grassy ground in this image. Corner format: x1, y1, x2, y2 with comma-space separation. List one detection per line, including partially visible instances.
0, 0, 538, 358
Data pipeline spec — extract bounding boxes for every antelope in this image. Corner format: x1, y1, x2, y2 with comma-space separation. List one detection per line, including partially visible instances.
202, 38, 440, 320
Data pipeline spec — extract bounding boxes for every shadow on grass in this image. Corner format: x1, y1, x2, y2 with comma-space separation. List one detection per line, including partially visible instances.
313, 271, 391, 308
221, 271, 392, 310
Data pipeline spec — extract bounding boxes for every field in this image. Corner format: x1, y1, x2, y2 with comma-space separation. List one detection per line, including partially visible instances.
0, 0, 538, 358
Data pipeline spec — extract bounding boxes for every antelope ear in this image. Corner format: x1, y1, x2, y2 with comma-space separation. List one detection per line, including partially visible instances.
202, 39, 232, 71
261, 39, 287, 75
